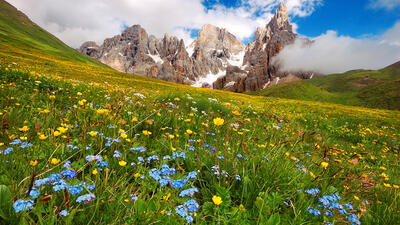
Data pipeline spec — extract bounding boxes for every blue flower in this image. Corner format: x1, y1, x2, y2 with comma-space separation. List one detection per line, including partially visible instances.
29, 187, 40, 199
61, 169, 76, 179
59, 210, 69, 216
76, 193, 96, 204
179, 187, 198, 197
13, 199, 34, 213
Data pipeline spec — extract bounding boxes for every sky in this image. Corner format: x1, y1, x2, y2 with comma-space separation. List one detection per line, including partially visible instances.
6, 0, 400, 73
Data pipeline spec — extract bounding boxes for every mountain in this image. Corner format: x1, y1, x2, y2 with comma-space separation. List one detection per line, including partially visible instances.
79, 2, 308, 92
248, 61, 400, 110
79, 24, 245, 86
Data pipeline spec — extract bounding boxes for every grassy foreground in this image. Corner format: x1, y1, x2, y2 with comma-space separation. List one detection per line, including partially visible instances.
1, 0, 400, 224
1, 67, 400, 224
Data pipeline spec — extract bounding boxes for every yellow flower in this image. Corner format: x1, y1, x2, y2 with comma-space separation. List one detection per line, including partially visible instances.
49, 95, 56, 99
232, 110, 241, 116
213, 117, 224, 126
20, 136, 27, 141
134, 173, 141, 178
174, 97, 180, 101
39, 134, 48, 140
163, 193, 171, 201
119, 160, 127, 166
168, 134, 175, 140
78, 99, 87, 106
19, 126, 29, 132
354, 195, 360, 200
384, 183, 391, 188
320, 162, 329, 169
96, 109, 108, 115
132, 117, 138, 122
212, 195, 223, 206
185, 119, 191, 123
54, 131, 61, 137
57, 127, 68, 133
142, 130, 152, 136
89, 131, 98, 137
0, 143, 3, 146
29, 160, 38, 166
393, 184, 399, 189
77, 92, 83, 96
380, 166, 387, 171
186, 129, 193, 135
310, 172, 316, 178
120, 133, 128, 139
92, 169, 98, 175
50, 158, 60, 165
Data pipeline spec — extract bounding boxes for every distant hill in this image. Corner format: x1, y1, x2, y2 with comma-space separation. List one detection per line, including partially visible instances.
248, 63, 400, 110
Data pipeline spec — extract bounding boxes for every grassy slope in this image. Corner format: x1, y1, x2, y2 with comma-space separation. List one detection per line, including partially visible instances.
249, 66, 400, 110
0, 1, 400, 224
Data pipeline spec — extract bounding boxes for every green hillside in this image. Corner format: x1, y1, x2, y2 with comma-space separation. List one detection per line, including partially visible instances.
0, 1, 400, 224
249, 65, 400, 110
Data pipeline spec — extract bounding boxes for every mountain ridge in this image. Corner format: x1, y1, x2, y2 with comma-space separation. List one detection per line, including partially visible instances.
79, 2, 312, 92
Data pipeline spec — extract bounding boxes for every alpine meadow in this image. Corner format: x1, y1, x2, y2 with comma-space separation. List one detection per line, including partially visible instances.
0, 0, 400, 225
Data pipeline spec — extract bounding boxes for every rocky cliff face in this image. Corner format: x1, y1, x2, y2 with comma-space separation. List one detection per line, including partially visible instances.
79, 2, 310, 92
79, 24, 244, 85
213, 2, 310, 92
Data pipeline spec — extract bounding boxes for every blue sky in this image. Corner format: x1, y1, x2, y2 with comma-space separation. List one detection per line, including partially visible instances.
201, 0, 400, 40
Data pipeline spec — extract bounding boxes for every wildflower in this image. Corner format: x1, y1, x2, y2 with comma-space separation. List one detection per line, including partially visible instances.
78, 99, 87, 106
54, 131, 61, 137
384, 183, 391, 188
213, 117, 224, 126
77, 92, 82, 96
88, 131, 97, 137
39, 134, 48, 140
120, 132, 128, 139
131, 117, 138, 122
50, 158, 60, 165
61, 169, 76, 179
92, 169, 98, 175
163, 193, 171, 201
393, 184, 399, 189
29, 187, 40, 199
49, 95, 56, 99
320, 162, 329, 169
19, 126, 29, 132
186, 129, 193, 135
76, 193, 96, 204
142, 130, 152, 136
29, 160, 38, 166
232, 110, 241, 116
13, 199, 34, 213
59, 210, 69, 216
119, 160, 127, 166
212, 195, 223, 206
354, 195, 360, 200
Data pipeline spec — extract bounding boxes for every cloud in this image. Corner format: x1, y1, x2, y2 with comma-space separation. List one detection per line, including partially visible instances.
7, 0, 321, 48
272, 22, 400, 74
368, 0, 400, 10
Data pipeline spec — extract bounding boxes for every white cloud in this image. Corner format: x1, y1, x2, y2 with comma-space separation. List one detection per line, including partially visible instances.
6, 0, 321, 47
272, 22, 400, 74
368, 0, 400, 10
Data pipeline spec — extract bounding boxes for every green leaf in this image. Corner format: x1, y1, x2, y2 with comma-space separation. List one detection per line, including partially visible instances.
266, 214, 280, 225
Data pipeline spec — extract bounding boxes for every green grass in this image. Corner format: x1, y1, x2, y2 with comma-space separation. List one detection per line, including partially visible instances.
249, 67, 400, 110
0, 0, 400, 224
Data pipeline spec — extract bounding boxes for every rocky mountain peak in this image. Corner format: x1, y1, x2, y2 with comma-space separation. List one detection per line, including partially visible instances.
268, 2, 291, 32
